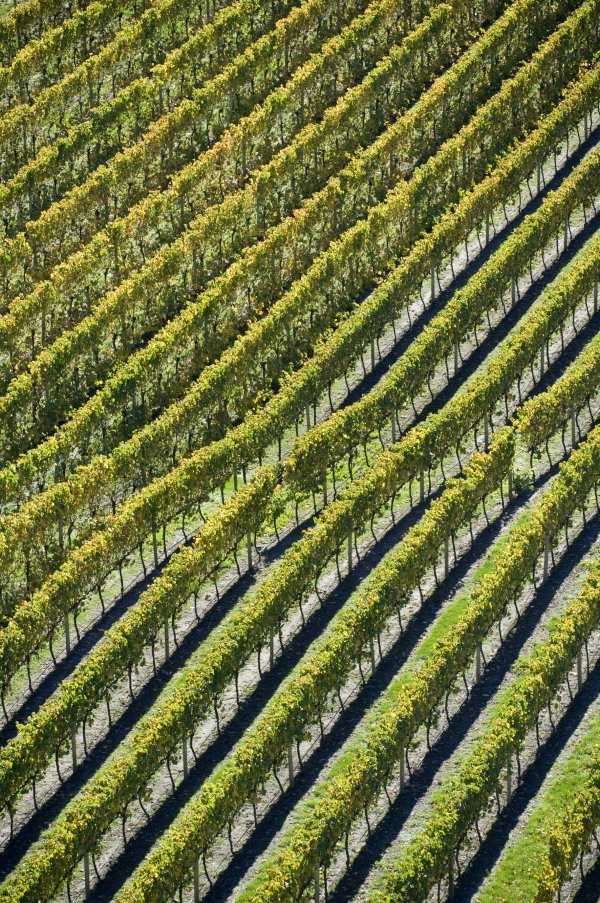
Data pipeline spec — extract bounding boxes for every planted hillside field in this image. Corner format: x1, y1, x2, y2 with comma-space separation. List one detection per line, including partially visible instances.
0, 0, 599, 901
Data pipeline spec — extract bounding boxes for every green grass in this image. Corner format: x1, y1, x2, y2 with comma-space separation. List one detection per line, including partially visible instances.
236, 481, 520, 901
408, 491, 533, 665
476, 705, 600, 903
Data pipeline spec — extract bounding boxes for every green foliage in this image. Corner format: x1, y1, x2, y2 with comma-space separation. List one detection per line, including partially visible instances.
0, 2, 598, 900
231, 423, 600, 902
370, 556, 600, 902
286, 84, 600, 492
0, 0, 591, 645
0, 428, 514, 901
479, 709, 600, 902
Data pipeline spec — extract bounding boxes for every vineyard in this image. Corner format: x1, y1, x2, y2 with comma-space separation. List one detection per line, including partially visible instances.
0, 0, 599, 900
